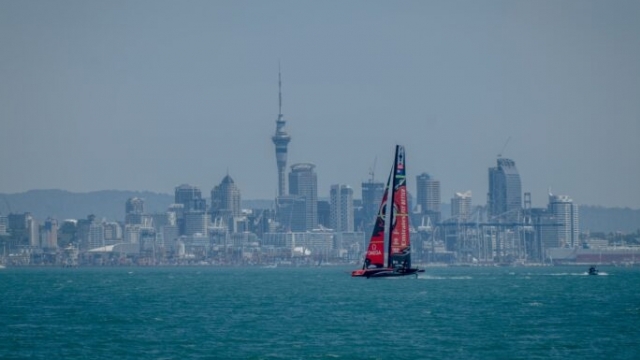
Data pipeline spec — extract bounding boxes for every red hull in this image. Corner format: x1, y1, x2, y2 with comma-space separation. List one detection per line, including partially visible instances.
352, 267, 424, 278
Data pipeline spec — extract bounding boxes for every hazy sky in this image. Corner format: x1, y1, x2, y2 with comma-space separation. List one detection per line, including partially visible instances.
1, 1, 639, 208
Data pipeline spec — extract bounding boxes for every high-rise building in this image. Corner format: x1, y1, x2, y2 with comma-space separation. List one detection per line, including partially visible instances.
330, 184, 354, 232
548, 193, 580, 248
184, 212, 208, 237
276, 195, 307, 232
211, 175, 242, 220
451, 191, 472, 222
27, 216, 38, 248
174, 184, 205, 212
124, 224, 140, 244
272, 68, 291, 198
288, 163, 318, 231
125, 197, 144, 214
88, 219, 104, 249
174, 184, 206, 235
42, 218, 58, 249
125, 197, 145, 225
361, 181, 385, 235
317, 200, 331, 228
103, 221, 122, 242
416, 173, 441, 224
487, 158, 522, 222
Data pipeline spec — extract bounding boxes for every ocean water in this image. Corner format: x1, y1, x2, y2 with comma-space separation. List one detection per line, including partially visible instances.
1, 266, 639, 359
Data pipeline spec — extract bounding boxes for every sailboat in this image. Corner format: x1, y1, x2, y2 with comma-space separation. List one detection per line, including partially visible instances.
352, 145, 424, 278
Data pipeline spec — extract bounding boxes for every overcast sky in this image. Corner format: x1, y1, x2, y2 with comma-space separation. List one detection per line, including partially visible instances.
1, 1, 639, 208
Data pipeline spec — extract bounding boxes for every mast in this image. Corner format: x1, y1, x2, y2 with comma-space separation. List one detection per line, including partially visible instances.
387, 144, 411, 269
387, 145, 399, 268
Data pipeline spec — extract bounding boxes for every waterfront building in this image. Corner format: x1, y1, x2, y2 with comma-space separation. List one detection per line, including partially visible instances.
288, 163, 318, 231
330, 184, 354, 232
487, 158, 522, 222
262, 231, 334, 252
416, 173, 441, 224
451, 191, 472, 222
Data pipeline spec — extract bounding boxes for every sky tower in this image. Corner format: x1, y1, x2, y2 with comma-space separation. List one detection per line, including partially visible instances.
272, 67, 291, 197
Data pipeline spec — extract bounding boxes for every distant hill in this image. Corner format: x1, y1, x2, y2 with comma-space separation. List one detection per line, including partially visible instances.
0, 190, 637, 233
0, 190, 174, 222
0, 190, 275, 223
578, 205, 640, 233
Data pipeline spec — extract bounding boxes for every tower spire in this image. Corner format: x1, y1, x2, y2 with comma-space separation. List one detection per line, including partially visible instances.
272, 62, 291, 198
278, 60, 282, 119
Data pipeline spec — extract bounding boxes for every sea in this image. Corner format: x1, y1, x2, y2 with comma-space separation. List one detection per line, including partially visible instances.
1, 265, 639, 360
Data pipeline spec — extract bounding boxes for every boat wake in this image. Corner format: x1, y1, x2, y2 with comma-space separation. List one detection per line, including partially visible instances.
548, 272, 609, 276
583, 271, 608, 276
417, 274, 473, 280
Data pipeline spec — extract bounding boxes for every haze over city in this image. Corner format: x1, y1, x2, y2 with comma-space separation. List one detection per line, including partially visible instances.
1, 1, 639, 208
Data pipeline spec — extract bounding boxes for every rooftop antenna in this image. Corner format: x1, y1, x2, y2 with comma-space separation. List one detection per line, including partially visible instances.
497, 136, 511, 158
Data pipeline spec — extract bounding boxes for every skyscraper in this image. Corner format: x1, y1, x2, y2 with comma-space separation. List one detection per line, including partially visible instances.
174, 184, 205, 212
451, 191, 472, 222
211, 174, 242, 220
548, 193, 580, 248
289, 163, 318, 231
125, 197, 144, 225
42, 218, 58, 249
487, 158, 522, 222
272, 68, 291, 198
361, 180, 385, 235
416, 173, 441, 224
330, 184, 354, 232
276, 195, 307, 232
174, 184, 206, 235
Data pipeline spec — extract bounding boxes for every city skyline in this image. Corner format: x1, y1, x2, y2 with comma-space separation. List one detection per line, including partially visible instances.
1, 1, 639, 209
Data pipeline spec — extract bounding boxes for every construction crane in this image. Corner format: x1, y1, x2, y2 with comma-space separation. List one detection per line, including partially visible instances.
497, 136, 511, 158
368, 157, 377, 182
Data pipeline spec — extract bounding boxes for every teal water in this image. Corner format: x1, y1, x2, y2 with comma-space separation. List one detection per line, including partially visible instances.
1, 266, 639, 359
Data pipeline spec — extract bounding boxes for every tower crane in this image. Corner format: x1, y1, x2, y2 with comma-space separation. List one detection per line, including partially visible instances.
497, 136, 511, 158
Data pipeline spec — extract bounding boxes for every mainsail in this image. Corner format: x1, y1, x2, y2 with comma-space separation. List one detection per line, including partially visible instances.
388, 145, 411, 269
363, 171, 391, 269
